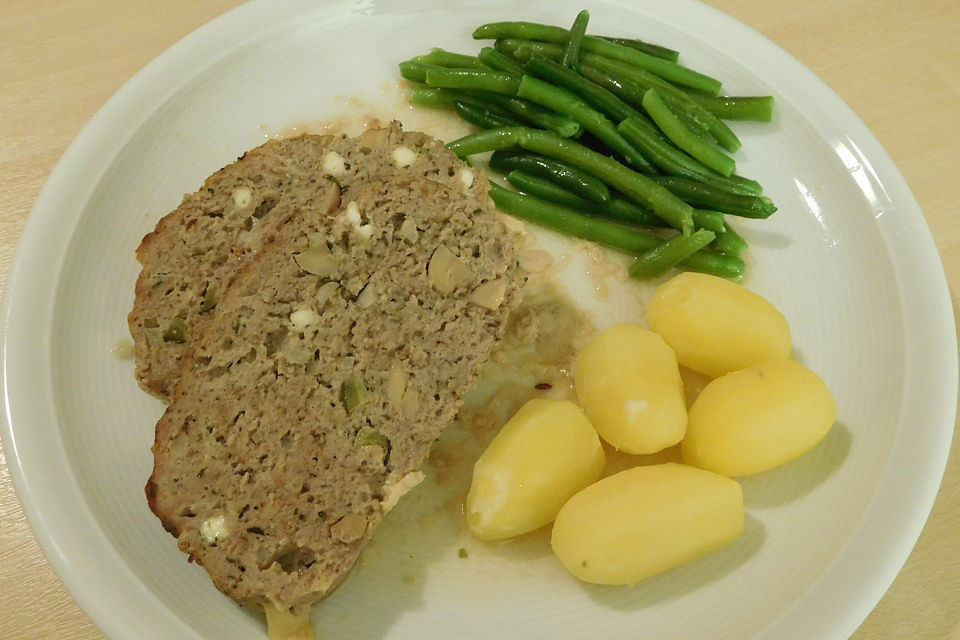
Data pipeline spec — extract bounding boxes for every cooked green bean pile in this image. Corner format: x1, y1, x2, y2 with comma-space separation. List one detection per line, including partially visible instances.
399, 11, 777, 278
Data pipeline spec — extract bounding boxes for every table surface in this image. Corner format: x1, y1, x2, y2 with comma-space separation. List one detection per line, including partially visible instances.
1, 1, 959, 638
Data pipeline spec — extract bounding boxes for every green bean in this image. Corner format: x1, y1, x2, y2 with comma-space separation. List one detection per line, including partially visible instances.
561, 10, 590, 67
580, 57, 703, 124
629, 229, 717, 277
674, 109, 717, 144
577, 50, 664, 102
523, 51, 641, 124
600, 36, 680, 62
413, 85, 580, 136
410, 85, 458, 108
652, 176, 776, 218
466, 91, 581, 137
573, 131, 618, 157
505, 169, 657, 226
473, 22, 722, 94
424, 68, 521, 94
505, 169, 724, 233
690, 209, 726, 234
495, 39, 741, 152
687, 94, 775, 122
445, 126, 524, 155
516, 75, 655, 174
579, 55, 741, 152
515, 129, 683, 227
605, 197, 724, 233
411, 87, 525, 125
488, 182, 743, 278
478, 46, 526, 74
617, 118, 759, 196
494, 37, 546, 58
642, 89, 736, 177
489, 181, 652, 251
506, 170, 597, 210
490, 151, 610, 204
412, 48, 487, 69
446, 126, 693, 233
713, 222, 748, 256
410, 87, 572, 136
454, 101, 525, 129
399, 60, 446, 83
602, 196, 668, 227
578, 52, 701, 111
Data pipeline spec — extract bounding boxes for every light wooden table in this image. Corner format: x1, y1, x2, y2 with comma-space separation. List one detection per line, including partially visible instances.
1, 1, 957, 638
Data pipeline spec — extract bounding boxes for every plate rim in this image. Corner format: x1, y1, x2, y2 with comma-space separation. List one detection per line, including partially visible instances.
1, 1, 956, 639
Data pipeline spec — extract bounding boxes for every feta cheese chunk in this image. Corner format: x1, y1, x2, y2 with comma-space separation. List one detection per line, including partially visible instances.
459, 167, 475, 189
322, 151, 347, 178
290, 308, 319, 328
342, 201, 374, 241
232, 187, 253, 208
391, 146, 416, 168
344, 201, 362, 226
200, 514, 228, 544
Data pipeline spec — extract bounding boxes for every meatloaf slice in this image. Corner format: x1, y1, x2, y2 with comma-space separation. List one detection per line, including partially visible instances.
129, 122, 486, 401
146, 175, 522, 613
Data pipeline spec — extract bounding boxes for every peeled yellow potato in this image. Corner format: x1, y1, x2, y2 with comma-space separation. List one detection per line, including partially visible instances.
575, 324, 686, 454
551, 463, 743, 585
683, 359, 836, 476
647, 272, 791, 378
467, 399, 605, 541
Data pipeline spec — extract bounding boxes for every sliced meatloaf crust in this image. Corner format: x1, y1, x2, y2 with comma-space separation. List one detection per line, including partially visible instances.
146, 175, 522, 613
129, 122, 486, 401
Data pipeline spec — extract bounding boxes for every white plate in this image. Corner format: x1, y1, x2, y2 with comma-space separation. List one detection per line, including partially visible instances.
1, 1, 956, 639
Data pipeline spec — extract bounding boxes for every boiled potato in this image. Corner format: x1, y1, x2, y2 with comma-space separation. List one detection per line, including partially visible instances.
551, 463, 743, 585
575, 324, 686, 454
647, 272, 791, 378
682, 359, 836, 476
467, 399, 604, 540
